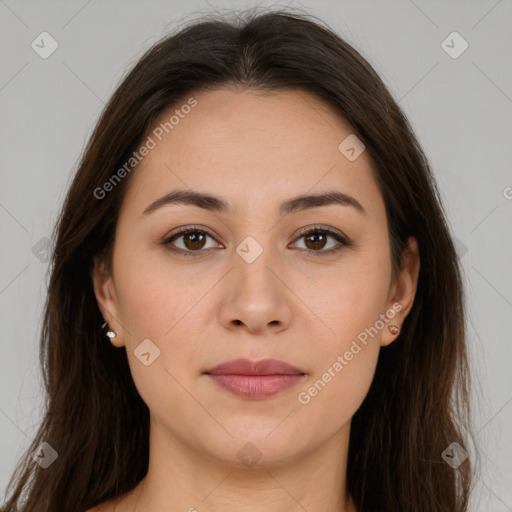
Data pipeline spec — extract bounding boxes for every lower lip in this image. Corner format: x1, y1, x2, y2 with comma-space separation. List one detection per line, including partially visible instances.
207, 374, 305, 399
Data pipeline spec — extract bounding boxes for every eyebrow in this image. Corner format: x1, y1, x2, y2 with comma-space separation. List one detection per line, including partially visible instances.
141, 189, 366, 217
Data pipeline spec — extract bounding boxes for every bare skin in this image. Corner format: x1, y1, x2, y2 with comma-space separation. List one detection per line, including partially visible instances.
90, 86, 420, 512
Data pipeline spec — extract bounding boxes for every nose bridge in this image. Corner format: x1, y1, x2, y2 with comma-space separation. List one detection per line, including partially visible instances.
217, 230, 292, 333
234, 233, 281, 297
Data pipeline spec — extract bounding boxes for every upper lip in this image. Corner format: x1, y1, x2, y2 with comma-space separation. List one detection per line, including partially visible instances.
205, 358, 305, 376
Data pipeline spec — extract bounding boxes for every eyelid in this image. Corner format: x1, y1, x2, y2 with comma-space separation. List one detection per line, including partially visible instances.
292, 224, 349, 243
165, 224, 220, 241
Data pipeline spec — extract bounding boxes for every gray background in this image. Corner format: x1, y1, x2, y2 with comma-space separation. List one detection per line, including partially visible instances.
1, 0, 511, 510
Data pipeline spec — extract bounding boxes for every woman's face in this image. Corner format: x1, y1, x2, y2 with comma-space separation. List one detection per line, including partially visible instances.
93, 87, 419, 468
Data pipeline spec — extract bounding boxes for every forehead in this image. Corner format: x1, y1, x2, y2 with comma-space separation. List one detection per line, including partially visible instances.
124, 87, 384, 219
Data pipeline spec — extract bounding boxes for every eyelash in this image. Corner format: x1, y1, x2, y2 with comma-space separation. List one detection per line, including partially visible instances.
162, 225, 351, 258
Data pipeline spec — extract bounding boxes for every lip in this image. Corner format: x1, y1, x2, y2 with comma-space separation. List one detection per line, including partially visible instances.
204, 358, 306, 400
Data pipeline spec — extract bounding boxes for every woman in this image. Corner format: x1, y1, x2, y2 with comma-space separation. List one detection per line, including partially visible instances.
1, 8, 476, 512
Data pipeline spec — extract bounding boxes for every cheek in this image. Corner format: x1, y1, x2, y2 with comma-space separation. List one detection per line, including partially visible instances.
112, 248, 212, 375
295, 346, 379, 441
297, 247, 391, 413
113, 247, 207, 339
114, 258, 203, 414
295, 288, 385, 437
316, 251, 391, 346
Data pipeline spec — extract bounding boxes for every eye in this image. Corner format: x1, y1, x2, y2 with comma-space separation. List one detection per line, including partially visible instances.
162, 226, 223, 257
290, 226, 350, 256
162, 225, 351, 257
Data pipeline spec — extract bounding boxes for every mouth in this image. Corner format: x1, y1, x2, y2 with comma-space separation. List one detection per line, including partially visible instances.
204, 358, 306, 400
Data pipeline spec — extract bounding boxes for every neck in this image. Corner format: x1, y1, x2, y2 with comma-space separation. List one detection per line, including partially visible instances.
127, 417, 356, 512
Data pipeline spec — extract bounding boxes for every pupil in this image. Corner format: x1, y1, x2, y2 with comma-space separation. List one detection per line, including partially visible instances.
308, 233, 325, 250
187, 232, 204, 249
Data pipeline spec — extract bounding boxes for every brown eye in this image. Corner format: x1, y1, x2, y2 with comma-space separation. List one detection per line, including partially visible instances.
163, 227, 221, 256
291, 227, 350, 255
163, 225, 349, 258
182, 231, 207, 250
304, 231, 328, 251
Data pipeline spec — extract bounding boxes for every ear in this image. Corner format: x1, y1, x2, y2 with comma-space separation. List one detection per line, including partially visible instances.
381, 236, 420, 347
91, 256, 125, 347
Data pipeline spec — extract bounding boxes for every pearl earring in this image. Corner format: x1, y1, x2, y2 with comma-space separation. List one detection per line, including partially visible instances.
101, 321, 117, 341
389, 325, 400, 335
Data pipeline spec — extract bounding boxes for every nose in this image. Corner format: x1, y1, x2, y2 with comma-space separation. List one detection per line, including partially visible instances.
218, 246, 293, 335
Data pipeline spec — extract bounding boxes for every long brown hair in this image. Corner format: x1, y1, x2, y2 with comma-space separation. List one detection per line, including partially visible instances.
1, 7, 477, 512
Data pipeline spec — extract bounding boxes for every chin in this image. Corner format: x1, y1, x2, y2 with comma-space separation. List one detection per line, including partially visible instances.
196, 423, 312, 469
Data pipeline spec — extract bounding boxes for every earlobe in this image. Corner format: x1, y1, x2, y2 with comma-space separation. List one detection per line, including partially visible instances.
381, 236, 420, 347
